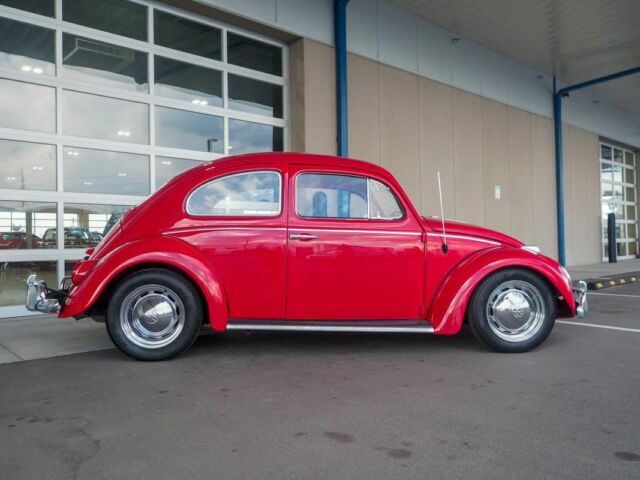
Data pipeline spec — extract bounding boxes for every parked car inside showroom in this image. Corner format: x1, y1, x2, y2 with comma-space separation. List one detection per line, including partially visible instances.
26, 153, 587, 360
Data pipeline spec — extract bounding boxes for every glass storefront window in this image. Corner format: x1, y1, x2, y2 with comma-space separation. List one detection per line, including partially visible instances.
155, 106, 223, 153
154, 10, 221, 60
63, 0, 147, 41
0, 139, 56, 191
0, 78, 55, 132
63, 146, 149, 195
228, 74, 283, 118
0, 261, 57, 307
64, 203, 131, 248
63, 90, 149, 144
0, 201, 57, 249
155, 157, 201, 189
227, 32, 282, 76
62, 33, 147, 92
0, 17, 55, 75
154, 56, 222, 107
0, 0, 55, 17
228, 119, 283, 154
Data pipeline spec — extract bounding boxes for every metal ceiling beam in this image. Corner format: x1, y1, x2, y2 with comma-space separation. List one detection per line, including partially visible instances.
553, 66, 640, 266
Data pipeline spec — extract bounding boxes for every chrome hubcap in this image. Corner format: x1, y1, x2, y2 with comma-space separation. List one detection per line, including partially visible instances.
486, 280, 545, 342
120, 284, 185, 349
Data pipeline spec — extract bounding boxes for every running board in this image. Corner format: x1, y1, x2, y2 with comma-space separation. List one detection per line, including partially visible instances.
226, 320, 435, 334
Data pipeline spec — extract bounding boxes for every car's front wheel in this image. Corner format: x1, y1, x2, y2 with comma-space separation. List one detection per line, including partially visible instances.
106, 268, 203, 361
468, 268, 556, 353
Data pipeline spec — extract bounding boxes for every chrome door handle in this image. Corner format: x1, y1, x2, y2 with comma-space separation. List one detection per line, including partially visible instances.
289, 233, 318, 241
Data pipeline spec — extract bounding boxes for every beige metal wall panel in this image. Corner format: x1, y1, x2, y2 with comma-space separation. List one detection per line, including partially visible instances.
288, 39, 306, 152
305, 40, 337, 155
507, 108, 535, 244
530, 115, 558, 258
452, 90, 484, 224
481, 98, 511, 233
418, 78, 455, 217
378, 64, 421, 207
565, 126, 601, 265
347, 54, 381, 165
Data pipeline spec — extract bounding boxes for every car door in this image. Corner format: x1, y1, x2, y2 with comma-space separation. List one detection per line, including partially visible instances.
286, 165, 425, 320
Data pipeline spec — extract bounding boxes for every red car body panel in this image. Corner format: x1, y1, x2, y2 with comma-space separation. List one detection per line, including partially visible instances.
59, 152, 577, 332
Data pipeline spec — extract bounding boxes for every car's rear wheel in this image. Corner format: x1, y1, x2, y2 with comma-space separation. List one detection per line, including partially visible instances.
106, 269, 203, 361
468, 268, 556, 353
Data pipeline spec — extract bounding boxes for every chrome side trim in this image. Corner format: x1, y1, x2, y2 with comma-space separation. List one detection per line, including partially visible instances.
426, 232, 501, 245
288, 228, 421, 236
226, 322, 435, 333
164, 226, 287, 235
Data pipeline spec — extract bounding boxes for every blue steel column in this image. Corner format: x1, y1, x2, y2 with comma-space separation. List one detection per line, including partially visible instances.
334, 0, 350, 157
552, 66, 640, 266
553, 77, 566, 266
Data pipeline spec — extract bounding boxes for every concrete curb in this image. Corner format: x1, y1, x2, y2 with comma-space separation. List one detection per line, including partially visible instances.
581, 272, 640, 290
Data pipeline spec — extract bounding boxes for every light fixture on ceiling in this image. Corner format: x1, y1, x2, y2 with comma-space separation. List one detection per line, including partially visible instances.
117, 172, 127, 177
83, 181, 93, 186
192, 99, 208, 106
6, 176, 16, 181
32, 166, 44, 171
161, 160, 172, 165
117, 130, 131, 137
66, 150, 79, 156
21, 65, 32, 72
32, 67, 43, 74
451, 37, 460, 44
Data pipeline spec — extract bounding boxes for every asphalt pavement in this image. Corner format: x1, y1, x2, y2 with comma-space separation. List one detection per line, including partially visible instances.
1, 285, 639, 480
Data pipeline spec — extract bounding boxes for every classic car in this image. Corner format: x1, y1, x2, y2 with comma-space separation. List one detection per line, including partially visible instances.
26, 153, 587, 360
0, 231, 44, 249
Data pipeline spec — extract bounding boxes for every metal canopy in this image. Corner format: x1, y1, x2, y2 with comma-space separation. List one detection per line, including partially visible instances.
389, 0, 640, 114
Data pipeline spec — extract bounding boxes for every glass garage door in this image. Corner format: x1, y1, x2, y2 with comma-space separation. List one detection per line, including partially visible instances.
600, 143, 638, 261
0, 0, 288, 316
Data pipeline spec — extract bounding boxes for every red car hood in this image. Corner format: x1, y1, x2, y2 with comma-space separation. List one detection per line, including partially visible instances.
424, 217, 523, 247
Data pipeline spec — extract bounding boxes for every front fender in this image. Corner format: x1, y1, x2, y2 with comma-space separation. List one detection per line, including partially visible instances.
60, 236, 229, 331
428, 246, 575, 335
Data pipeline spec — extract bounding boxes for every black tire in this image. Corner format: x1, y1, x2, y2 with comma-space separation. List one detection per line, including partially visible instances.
106, 268, 203, 361
468, 268, 556, 353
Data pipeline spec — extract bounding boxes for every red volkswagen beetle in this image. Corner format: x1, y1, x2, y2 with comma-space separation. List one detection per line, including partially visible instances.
26, 153, 587, 360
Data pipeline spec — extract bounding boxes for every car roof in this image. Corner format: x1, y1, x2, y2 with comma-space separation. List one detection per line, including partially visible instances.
183, 152, 391, 179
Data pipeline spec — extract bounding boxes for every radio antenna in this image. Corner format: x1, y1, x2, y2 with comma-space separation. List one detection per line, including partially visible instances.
437, 171, 448, 254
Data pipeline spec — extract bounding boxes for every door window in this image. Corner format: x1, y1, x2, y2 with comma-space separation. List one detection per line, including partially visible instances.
296, 173, 403, 220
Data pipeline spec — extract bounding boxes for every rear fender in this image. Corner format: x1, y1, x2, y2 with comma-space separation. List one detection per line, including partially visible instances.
61, 236, 229, 331
428, 246, 575, 335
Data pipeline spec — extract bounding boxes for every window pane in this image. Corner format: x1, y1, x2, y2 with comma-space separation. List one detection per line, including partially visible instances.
626, 205, 636, 222
0, 0, 55, 17
600, 145, 611, 160
188, 171, 281, 216
227, 32, 282, 76
600, 163, 612, 183
154, 10, 221, 60
0, 17, 55, 75
624, 151, 635, 166
629, 242, 638, 256
228, 119, 283, 155
614, 148, 623, 163
155, 156, 201, 189
63, 0, 147, 41
625, 186, 636, 203
0, 78, 55, 132
0, 139, 56, 191
628, 223, 637, 239
369, 179, 403, 219
63, 33, 147, 92
63, 90, 149, 144
0, 261, 57, 307
613, 165, 623, 183
228, 74, 283, 118
64, 203, 131, 248
63, 146, 149, 195
154, 56, 221, 107
0, 201, 57, 249
296, 174, 368, 219
155, 106, 223, 153
624, 167, 635, 184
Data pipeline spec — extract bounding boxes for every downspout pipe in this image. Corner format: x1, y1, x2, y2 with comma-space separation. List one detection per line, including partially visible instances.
553, 65, 640, 266
334, 0, 350, 157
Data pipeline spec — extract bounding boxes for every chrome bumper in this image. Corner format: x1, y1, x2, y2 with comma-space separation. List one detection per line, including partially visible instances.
25, 274, 68, 314
573, 280, 588, 318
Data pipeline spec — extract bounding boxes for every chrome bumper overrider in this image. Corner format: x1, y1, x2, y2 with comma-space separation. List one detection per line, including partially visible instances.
573, 280, 588, 318
25, 274, 69, 314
